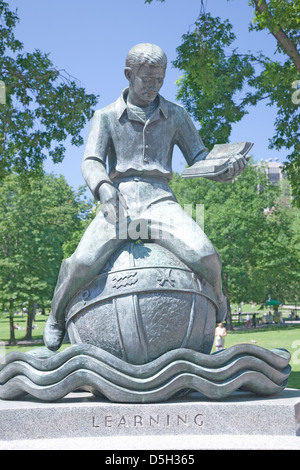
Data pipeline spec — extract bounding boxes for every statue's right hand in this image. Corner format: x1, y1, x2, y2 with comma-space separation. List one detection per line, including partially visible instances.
99, 183, 128, 223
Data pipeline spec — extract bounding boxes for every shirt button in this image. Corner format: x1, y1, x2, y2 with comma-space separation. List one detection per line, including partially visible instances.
145, 145, 149, 149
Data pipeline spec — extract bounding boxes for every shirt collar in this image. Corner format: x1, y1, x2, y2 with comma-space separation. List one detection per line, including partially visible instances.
115, 88, 168, 121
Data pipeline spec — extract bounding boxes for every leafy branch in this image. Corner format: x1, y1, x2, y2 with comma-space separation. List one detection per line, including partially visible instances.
0, 1, 98, 180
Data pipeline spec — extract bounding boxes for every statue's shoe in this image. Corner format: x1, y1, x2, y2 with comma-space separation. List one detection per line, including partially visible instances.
43, 314, 65, 351
216, 294, 227, 323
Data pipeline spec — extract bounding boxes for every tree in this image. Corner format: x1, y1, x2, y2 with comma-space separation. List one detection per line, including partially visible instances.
62, 206, 97, 259
0, 1, 98, 179
250, 0, 300, 73
169, 162, 300, 328
248, 0, 300, 203
251, 181, 300, 304
251, 204, 300, 304
144, 0, 300, 205
173, 13, 256, 148
0, 173, 92, 342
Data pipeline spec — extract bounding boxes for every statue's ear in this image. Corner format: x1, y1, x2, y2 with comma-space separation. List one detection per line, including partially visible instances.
124, 67, 132, 81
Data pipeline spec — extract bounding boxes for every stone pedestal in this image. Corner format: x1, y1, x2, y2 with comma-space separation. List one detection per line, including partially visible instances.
0, 389, 299, 449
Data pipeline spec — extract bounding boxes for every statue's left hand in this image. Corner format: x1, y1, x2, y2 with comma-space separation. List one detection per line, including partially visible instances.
217, 154, 248, 181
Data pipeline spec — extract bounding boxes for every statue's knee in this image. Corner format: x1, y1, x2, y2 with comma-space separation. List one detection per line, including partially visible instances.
67, 252, 93, 277
201, 250, 221, 268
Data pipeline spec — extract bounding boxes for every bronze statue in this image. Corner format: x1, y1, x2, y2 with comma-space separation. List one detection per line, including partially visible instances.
0, 45, 291, 402
44, 43, 247, 352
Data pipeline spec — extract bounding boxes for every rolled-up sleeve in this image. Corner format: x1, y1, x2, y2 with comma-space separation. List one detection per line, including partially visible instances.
175, 107, 209, 165
81, 110, 113, 200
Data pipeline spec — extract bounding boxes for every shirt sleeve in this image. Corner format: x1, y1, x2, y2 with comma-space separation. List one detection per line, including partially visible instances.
175, 107, 209, 165
81, 110, 113, 200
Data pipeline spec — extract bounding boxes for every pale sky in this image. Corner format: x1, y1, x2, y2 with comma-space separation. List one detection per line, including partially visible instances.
7, 0, 288, 190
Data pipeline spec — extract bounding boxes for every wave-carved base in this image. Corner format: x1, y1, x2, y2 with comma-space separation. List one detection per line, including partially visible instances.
0, 344, 291, 403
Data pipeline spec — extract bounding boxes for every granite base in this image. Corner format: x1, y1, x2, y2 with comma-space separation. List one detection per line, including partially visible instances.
0, 389, 299, 450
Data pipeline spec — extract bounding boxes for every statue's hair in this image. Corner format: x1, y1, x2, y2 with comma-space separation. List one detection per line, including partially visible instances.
126, 43, 167, 70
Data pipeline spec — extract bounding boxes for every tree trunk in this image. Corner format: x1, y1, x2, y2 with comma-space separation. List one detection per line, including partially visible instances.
222, 274, 233, 330
9, 313, 16, 346
225, 295, 233, 331
253, 0, 300, 73
25, 301, 37, 340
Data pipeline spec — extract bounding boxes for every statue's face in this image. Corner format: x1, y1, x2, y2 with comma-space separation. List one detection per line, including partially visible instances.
127, 64, 165, 106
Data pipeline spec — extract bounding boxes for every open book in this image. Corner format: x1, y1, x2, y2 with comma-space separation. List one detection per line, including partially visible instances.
182, 142, 254, 179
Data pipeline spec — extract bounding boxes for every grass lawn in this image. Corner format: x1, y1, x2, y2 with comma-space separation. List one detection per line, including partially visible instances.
1, 314, 300, 390
220, 325, 300, 389
0, 314, 46, 346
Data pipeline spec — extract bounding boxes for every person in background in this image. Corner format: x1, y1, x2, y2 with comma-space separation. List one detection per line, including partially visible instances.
215, 322, 227, 351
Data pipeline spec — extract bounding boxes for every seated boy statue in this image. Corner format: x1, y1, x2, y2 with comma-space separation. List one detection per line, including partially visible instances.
44, 43, 247, 351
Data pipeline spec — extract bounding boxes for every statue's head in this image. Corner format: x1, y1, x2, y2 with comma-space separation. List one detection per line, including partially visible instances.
125, 43, 167, 106
125, 43, 167, 71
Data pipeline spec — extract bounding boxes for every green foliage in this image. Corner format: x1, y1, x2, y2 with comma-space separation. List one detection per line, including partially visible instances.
249, 0, 300, 47
173, 9, 300, 203
62, 207, 97, 259
250, 203, 300, 303
0, 1, 98, 179
0, 172, 92, 314
173, 14, 256, 148
144, 0, 300, 205
170, 163, 300, 305
245, 57, 300, 205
